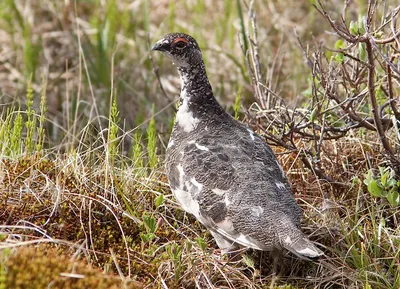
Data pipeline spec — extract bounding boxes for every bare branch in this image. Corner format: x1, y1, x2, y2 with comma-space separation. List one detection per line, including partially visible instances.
386, 62, 400, 119
365, 38, 400, 167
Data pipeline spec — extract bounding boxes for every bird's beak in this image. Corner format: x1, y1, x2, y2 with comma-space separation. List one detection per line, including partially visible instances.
151, 39, 169, 52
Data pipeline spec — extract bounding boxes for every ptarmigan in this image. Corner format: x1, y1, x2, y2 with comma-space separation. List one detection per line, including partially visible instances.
152, 33, 323, 260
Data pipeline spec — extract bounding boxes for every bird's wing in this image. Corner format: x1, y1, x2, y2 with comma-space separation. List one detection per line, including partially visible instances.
167, 126, 300, 250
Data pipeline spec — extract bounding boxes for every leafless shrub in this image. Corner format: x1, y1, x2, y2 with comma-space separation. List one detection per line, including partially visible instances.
245, 0, 400, 181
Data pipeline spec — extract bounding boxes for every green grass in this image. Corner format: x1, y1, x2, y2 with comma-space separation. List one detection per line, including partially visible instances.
107, 91, 120, 165
1, 1, 400, 288
146, 104, 158, 169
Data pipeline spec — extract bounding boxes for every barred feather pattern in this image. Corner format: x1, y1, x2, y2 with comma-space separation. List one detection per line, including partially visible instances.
152, 33, 323, 260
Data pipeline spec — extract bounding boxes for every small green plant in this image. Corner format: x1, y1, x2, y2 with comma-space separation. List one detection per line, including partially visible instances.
140, 214, 158, 244
146, 104, 158, 169
35, 80, 47, 152
363, 281, 372, 289
154, 194, 164, 208
166, 243, 183, 282
194, 237, 207, 252
108, 92, 120, 164
0, 80, 47, 157
24, 79, 36, 155
233, 86, 242, 120
364, 167, 400, 207
11, 110, 24, 155
132, 131, 144, 169
0, 107, 31, 157
241, 254, 255, 271
0, 107, 24, 157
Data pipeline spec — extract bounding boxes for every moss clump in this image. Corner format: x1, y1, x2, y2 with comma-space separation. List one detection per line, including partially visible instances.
5, 245, 143, 289
0, 156, 206, 285
0, 157, 142, 274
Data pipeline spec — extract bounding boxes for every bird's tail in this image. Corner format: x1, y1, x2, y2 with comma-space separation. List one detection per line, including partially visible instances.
281, 231, 323, 260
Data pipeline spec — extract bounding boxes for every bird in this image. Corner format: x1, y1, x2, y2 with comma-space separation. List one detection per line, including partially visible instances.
151, 33, 323, 261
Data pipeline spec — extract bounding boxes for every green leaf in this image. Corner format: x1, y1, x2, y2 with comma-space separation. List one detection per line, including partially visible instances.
140, 232, 155, 243
358, 15, 365, 34
194, 237, 207, 252
154, 194, 164, 208
334, 40, 345, 64
363, 170, 373, 186
367, 179, 383, 197
381, 170, 389, 187
310, 106, 318, 122
143, 215, 157, 234
387, 178, 397, 187
350, 21, 358, 34
334, 53, 344, 64
386, 190, 400, 207
335, 39, 345, 50
242, 254, 255, 269
185, 240, 192, 252
359, 43, 366, 62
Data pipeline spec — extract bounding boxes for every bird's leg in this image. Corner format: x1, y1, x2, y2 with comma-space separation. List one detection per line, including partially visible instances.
269, 248, 283, 289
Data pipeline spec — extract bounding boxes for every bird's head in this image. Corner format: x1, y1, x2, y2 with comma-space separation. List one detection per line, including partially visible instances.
151, 33, 202, 68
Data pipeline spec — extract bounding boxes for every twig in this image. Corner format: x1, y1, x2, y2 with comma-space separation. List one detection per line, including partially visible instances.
386, 61, 400, 119
364, 17, 400, 76
373, 6, 400, 44
314, 0, 367, 43
365, 37, 400, 167
391, 9, 400, 47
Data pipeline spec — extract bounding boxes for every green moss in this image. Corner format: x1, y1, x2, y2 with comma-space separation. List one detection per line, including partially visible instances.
0, 156, 205, 286
5, 245, 143, 289
1, 157, 141, 275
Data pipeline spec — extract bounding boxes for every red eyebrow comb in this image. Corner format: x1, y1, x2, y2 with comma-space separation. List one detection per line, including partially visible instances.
173, 37, 189, 43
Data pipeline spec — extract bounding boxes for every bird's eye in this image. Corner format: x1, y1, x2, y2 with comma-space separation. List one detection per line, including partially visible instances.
174, 41, 187, 49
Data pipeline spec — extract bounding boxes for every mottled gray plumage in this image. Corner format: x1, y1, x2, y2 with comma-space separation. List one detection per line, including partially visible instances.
152, 33, 323, 260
